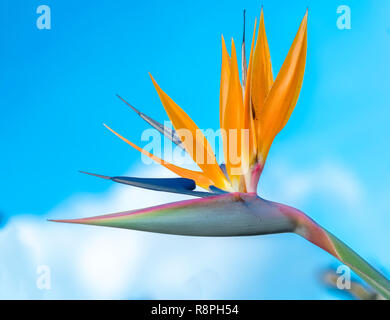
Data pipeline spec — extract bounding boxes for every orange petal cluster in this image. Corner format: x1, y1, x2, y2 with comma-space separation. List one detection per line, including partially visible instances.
105, 9, 308, 193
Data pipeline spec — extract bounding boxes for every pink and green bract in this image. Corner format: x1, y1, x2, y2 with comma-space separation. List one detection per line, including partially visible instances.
51, 9, 390, 299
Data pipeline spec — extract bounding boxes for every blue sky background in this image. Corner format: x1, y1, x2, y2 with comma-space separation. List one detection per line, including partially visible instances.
1, 0, 390, 299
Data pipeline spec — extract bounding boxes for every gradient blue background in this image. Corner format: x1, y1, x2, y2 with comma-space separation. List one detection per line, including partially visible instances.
1, 0, 390, 299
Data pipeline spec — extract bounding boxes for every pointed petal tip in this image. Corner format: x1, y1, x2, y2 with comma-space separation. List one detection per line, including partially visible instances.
104, 123, 126, 142
103, 123, 115, 134
48, 218, 77, 224
231, 37, 236, 50
79, 171, 111, 180
221, 34, 227, 47
103, 123, 115, 133
149, 72, 155, 83
304, 9, 308, 20
260, 5, 265, 20
48, 217, 92, 225
149, 73, 160, 90
301, 11, 308, 33
116, 95, 141, 115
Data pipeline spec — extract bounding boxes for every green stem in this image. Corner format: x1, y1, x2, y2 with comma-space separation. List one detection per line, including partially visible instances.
292, 211, 390, 299
325, 231, 390, 299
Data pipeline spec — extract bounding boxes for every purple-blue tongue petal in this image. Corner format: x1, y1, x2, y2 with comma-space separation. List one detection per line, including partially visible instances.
80, 171, 212, 197
112, 176, 195, 190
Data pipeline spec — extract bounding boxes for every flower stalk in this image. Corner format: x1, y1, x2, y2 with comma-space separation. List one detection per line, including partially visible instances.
279, 204, 390, 299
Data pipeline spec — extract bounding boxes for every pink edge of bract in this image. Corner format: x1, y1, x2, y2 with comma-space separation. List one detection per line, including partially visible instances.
277, 204, 340, 259
48, 192, 241, 224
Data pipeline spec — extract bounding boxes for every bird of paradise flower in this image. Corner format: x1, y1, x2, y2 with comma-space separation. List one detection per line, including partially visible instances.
51, 9, 390, 299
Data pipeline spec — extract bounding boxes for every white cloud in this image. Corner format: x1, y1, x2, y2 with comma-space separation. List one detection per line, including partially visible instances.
261, 160, 364, 210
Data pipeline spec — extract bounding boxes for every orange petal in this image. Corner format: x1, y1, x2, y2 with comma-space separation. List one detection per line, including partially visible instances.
149, 75, 231, 191
251, 8, 274, 153
222, 39, 245, 188
243, 18, 258, 165
103, 124, 214, 190
220, 35, 231, 129
260, 11, 308, 161
242, 19, 259, 191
